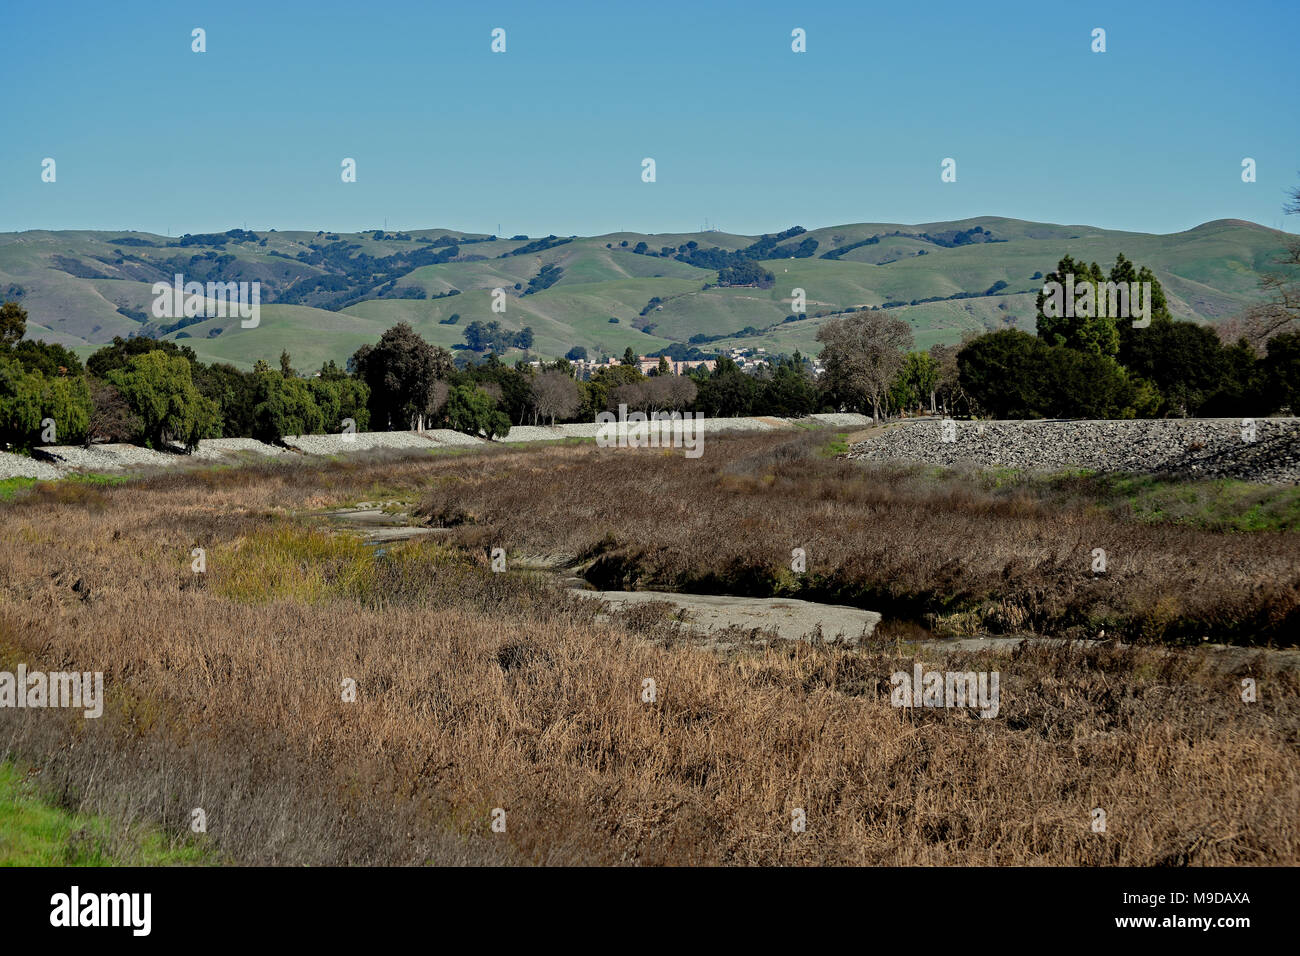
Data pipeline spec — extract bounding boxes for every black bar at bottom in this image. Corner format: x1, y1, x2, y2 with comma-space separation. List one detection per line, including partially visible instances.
1, 865, 1280, 943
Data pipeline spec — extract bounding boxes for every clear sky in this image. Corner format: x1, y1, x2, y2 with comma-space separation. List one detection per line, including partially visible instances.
2, 0, 1297, 237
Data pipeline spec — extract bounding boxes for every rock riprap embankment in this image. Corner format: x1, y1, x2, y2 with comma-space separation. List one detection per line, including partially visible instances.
847, 418, 1300, 483
8, 413, 875, 480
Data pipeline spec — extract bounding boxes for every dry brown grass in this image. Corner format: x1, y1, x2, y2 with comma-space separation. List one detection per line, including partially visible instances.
0, 437, 1296, 865
418, 432, 1300, 645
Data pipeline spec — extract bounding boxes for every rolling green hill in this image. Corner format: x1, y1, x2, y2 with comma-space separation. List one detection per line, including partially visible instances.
0, 217, 1286, 371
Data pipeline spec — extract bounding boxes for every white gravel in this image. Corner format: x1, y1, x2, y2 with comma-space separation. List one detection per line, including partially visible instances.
493, 418, 789, 442
497, 425, 572, 443
6, 414, 858, 482
701, 417, 778, 433
802, 412, 873, 428
0, 451, 62, 480
424, 429, 488, 446
553, 423, 603, 439
282, 432, 442, 454
504, 417, 790, 443
185, 438, 290, 461
848, 417, 1300, 483
35, 443, 179, 471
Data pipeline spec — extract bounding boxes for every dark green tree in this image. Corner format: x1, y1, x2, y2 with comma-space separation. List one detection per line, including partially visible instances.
109, 350, 220, 450
445, 384, 511, 439
351, 323, 453, 430
0, 301, 26, 347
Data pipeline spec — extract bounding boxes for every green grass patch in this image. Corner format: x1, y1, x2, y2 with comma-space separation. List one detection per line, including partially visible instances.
213, 523, 378, 604
820, 432, 850, 457
499, 436, 596, 451
1052, 473, 1300, 532
946, 465, 1300, 532
212, 521, 479, 605
64, 472, 129, 487
0, 477, 38, 501
0, 761, 213, 866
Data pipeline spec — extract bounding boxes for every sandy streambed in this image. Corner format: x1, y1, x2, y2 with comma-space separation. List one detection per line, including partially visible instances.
567, 588, 881, 646
316, 509, 1300, 668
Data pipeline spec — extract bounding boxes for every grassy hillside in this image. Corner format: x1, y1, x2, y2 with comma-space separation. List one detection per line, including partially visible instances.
1, 217, 1286, 371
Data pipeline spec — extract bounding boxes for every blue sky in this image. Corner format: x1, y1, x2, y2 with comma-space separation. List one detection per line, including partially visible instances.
2, 0, 1296, 237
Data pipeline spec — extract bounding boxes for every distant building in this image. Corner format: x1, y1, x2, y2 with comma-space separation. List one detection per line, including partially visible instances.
530, 355, 716, 379
635, 356, 716, 376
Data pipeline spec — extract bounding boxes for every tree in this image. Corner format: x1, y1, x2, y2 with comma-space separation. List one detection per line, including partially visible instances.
87, 336, 198, 379
892, 351, 940, 414
716, 261, 774, 287
318, 359, 348, 381
1262, 331, 1300, 412
85, 379, 140, 446
445, 384, 511, 439
463, 319, 527, 354
1119, 315, 1227, 415
582, 364, 643, 418
1039, 346, 1152, 419
695, 357, 757, 417
0, 352, 45, 448
816, 310, 913, 422
1219, 179, 1300, 349
957, 329, 1048, 418
1038, 253, 1171, 359
10, 339, 83, 378
351, 323, 453, 430
194, 362, 257, 437
427, 380, 450, 422
0, 301, 26, 348
38, 373, 92, 445
928, 341, 969, 416
611, 374, 696, 416
251, 369, 325, 442
565, 345, 588, 362
530, 369, 581, 425
308, 376, 371, 433
1256, 181, 1300, 337
108, 350, 219, 451
1200, 339, 1267, 417
958, 329, 1153, 420
661, 373, 699, 412
758, 358, 817, 417
1036, 256, 1116, 356
622, 347, 637, 366
465, 358, 532, 424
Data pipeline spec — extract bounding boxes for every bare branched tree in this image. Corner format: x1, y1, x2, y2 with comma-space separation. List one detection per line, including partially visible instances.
1219, 179, 1300, 350
84, 378, 141, 446
530, 369, 581, 425
422, 379, 449, 429
816, 311, 913, 422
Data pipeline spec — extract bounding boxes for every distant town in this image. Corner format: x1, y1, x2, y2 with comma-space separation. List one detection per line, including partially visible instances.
531, 348, 824, 381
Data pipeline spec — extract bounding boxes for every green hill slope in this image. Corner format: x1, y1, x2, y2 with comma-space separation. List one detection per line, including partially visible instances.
0, 217, 1286, 370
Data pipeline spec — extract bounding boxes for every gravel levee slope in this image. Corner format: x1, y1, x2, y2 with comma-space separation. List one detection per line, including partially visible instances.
5, 413, 876, 481
847, 418, 1300, 483
0, 451, 63, 480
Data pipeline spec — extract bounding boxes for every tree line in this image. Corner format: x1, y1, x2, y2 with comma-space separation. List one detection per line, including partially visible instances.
817, 188, 1300, 423
0, 312, 828, 453
4, 186, 1296, 452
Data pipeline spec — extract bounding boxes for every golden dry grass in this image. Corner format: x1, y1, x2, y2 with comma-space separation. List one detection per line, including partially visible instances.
417, 432, 1300, 645
0, 436, 1296, 865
